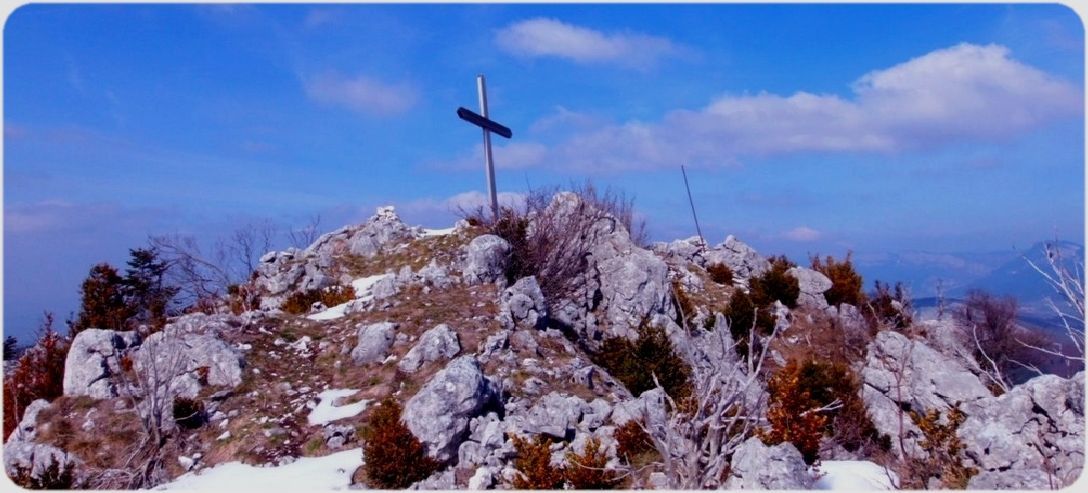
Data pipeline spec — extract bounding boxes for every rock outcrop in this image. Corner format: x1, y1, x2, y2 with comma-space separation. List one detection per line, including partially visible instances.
404, 356, 499, 463
703, 236, 769, 287
787, 266, 832, 309
63, 329, 141, 399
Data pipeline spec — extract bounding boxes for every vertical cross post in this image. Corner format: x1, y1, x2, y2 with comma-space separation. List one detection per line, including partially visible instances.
477, 74, 500, 218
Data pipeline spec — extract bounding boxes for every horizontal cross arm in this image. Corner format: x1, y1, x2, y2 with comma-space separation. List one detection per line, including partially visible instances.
456, 107, 513, 139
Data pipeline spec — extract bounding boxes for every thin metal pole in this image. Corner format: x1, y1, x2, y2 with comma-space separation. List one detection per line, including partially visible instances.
681, 164, 706, 247
477, 74, 500, 219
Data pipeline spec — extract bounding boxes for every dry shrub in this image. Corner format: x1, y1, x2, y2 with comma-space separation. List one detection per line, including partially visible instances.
614, 420, 656, 465
362, 398, 439, 488
672, 279, 697, 328
762, 360, 830, 465
281, 285, 357, 314
899, 405, 978, 489
810, 253, 865, 307
706, 263, 734, 285
763, 359, 888, 465
511, 435, 565, 489
593, 322, 691, 399
463, 183, 645, 309
2, 314, 68, 440
564, 437, 621, 489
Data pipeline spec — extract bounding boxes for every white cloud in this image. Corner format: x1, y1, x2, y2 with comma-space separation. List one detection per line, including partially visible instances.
782, 226, 822, 242
495, 18, 684, 69
455, 43, 1080, 171
303, 72, 418, 116
396, 190, 527, 228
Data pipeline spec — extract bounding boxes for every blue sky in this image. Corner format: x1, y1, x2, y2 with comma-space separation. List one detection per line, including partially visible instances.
3, 3, 1084, 340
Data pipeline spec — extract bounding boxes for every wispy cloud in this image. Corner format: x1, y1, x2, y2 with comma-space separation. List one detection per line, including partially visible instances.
303, 72, 418, 116
495, 18, 685, 69
452, 43, 1081, 171
781, 226, 822, 242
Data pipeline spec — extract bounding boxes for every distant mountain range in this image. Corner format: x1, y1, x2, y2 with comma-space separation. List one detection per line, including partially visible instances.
854, 240, 1084, 333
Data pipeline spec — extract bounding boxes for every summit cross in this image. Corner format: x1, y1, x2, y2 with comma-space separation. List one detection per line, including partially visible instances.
456, 74, 512, 219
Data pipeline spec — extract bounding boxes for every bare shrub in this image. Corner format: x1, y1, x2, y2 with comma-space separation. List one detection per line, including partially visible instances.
867, 281, 913, 331
1022, 241, 1085, 363
624, 313, 781, 488
462, 183, 646, 309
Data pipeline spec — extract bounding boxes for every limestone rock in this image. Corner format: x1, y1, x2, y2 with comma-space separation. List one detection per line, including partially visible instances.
63, 329, 141, 399
462, 235, 511, 285
787, 266, 832, 309
724, 437, 812, 489
398, 324, 461, 373
498, 276, 547, 330
351, 322, 397, 365
404, 356, 499, 463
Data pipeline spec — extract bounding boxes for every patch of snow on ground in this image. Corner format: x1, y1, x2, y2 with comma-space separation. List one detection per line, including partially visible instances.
814, 460, 897, 490
308, 389, 369, 426
157, 448, 361, 490
307, 274, 393, 321
422, 226, 456, 237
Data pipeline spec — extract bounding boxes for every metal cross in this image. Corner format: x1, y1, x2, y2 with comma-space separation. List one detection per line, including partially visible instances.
457, 74, 512, 218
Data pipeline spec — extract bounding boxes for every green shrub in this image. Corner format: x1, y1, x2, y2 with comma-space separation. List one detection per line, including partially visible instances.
706, 263, 734, 285
362, 398, 439, 488
810, 253, 865, 307
749, 256, 800, 308
512, 435, 565, 489
723, 290, 775, 359
594, 323, 691, 399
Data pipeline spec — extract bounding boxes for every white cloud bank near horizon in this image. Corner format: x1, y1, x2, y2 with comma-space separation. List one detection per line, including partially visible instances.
442, 43, 1082, 171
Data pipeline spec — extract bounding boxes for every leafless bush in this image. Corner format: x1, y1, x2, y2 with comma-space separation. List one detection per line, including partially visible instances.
288, 214, 322, 249
1022, 242, 1085, 363
622, 310, 779, 488
461, 183, 646, 307
150, 221, 275, 313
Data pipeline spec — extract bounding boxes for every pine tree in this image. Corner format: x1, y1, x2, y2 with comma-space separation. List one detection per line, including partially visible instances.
70, 263, 131, 335
123, 247, 177, 332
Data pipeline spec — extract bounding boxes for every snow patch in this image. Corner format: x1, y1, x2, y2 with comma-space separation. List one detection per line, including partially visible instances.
156, 448, 362, 490
814, 460, 897, 490
422, 226, 456, 237
308, 389, 369, 426
307, 274, 393, 321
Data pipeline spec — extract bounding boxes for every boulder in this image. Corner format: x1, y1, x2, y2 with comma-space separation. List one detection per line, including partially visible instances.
132, 326, 245, 401
787, 266, 832, 309
498, 276, 547, 330
398, 324, 461, 373
404, 356, 499, 463
462, 235, 511, 285
517, 392, 587, 439
62, 329, 141, 399
724, 437, 812, 489
351, 322, 397, 365
346, 206, 420, 257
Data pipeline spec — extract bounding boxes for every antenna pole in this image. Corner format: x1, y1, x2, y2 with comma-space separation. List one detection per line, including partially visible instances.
681, 164, 706, 247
